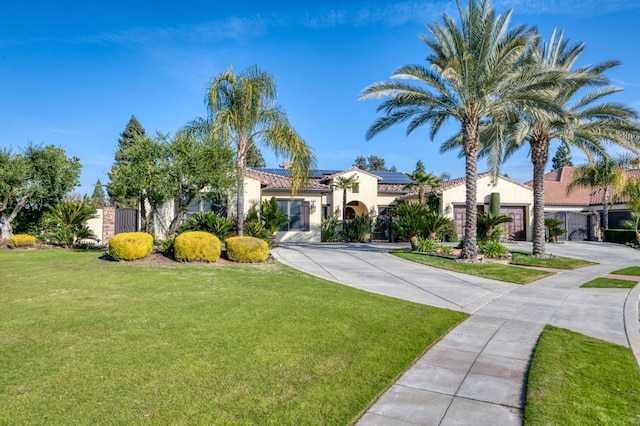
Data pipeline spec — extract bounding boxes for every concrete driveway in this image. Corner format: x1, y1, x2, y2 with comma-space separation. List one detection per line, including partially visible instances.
271, 241, 640, 425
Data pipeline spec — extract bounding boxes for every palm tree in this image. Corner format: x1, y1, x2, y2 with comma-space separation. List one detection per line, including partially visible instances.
206, 65, 315, 236
568, 158, 629, 231
477, 212, 513, 240
360, 0, 555, 261
333, 174, 358, 232
403, 171, 442, 205
443, 30, 640, 256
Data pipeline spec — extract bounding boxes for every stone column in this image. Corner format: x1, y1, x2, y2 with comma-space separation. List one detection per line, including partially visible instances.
103, 206, 116, 245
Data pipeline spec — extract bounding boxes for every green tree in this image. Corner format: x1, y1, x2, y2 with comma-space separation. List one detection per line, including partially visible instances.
352, 155, 396, 171
108, 134, 169, 234
206, 65, 315, 236
568, 158, 629, 231
360, 0, 552, 260
477, 212, 512, 241
353, 155, 368, 170
164, 125, 236, 238
0, 144, 81, 240
414, 160, 426, 175
246, 143, 266, 168
393, 202, 428, 250
108, 116, 147, 207
333, 174, 358, 232
115, 115, 146, 162
403, 171, 442, 205
621, 178, 640, 214
91, 179, 106, 208
551, 144, 573, 170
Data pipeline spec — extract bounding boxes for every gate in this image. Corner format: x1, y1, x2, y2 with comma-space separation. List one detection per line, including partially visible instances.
115, 208, 138, 234
545, 211, 588, 241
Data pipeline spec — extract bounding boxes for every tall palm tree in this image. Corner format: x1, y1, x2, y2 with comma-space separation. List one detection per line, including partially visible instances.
360, 0, 555, 261
568, 158, 629, 231
207, 65, 315, 236
403, 171, 442, 205
443, 30, 640, 256
333, 174, 358, 232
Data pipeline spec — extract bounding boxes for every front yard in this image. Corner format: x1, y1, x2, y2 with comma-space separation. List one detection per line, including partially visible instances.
0, 249, 466, 424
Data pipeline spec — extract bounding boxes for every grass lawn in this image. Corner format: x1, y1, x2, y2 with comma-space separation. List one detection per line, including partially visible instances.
581, 277, 638, 288
510, 251, 595, 270
611, 266, 640, 276
524, 326, 640, 425
391, 250, 552, 284
0, 249, 466, 424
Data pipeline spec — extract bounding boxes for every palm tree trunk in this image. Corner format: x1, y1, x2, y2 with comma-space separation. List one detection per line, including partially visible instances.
531, 141, 549, 257
461, 120, 479, 261
602, 189, 610, 231
342, 189, 347, 232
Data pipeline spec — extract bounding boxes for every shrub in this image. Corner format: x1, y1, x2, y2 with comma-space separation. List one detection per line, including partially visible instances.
437, 221, 458, 242
7, 234, 36, 248
416, 237, 438, 252
178, 212, 235, 241
108, 232, 153, 261
321, 217, 341, 242
226, 236, 269, 263
174, 231, 221, 262
438, 244, 453, 256
603, 229, 637, 244
480, 240, 508, 258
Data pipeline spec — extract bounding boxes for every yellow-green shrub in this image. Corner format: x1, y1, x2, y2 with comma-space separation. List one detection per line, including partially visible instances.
226, 236, 269, 263
108, 232, 153, 261
7, 234, 36, 248
174, 231, 221, 262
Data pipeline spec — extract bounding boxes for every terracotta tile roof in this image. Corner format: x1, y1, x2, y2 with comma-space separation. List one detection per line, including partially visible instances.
378, 183, 409, 193
530, 166, 640, 206
245, 169, 330, 192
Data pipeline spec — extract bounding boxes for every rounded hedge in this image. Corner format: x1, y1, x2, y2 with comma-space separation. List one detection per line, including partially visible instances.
226, 236, 269, 263
108, 232, 153, 261
7, 234, 36, 248
174, 231, 221, 262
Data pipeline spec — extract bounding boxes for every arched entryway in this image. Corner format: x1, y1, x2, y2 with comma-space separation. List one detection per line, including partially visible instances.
346, 200, 369, 218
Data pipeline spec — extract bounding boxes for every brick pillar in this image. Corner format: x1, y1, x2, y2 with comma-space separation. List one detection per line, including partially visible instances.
103, 206, 116, 245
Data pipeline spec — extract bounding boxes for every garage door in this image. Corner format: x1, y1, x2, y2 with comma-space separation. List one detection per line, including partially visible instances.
500, 206, 526, 241
453, 205, 527, 241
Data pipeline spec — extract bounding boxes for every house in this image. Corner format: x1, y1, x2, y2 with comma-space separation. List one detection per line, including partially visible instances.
92, 167, 537, 244
528, 166, 640, 240
235, 167, 534, 243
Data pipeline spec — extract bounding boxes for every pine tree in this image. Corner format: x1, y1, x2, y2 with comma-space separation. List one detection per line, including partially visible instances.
91, 179, 106, 208
246, 144, 266, 168
414, 160, 426, 174
551, 144, 573, 170
114, 115, 146, 162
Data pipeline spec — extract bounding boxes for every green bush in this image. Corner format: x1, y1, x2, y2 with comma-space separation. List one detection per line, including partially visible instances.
226, 236, 269, 263
437, 221, 458, 242
108, 232, 153, 261
7, 234, 36, 248
416, 237, 438, 252
178, 212, 235, 241
480, 240, 508, 258
174, 231, 221, 262
603, 229, 637, 244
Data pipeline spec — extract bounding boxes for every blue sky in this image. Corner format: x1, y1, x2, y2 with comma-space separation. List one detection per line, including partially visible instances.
1, 0, 639, 195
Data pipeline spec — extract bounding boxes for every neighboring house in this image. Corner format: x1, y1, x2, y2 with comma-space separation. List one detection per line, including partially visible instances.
526, 166, 640, 241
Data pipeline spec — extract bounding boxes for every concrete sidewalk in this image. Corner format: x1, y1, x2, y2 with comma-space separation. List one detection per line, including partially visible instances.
271, 242, 640, 425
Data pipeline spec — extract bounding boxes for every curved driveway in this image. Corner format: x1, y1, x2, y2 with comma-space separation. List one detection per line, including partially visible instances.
272, 242, 640, 425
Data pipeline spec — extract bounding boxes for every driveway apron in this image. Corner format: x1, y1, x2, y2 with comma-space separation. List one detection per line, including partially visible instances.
271, 242, 640, 426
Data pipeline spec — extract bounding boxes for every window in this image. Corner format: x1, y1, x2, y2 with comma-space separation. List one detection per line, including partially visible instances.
352, 182, 360, 193
185, 193, 227, 218
276, 199, 310, 232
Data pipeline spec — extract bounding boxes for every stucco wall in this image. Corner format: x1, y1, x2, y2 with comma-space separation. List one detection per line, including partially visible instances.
326, 171, 380, 217
441, 175, 534, 241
